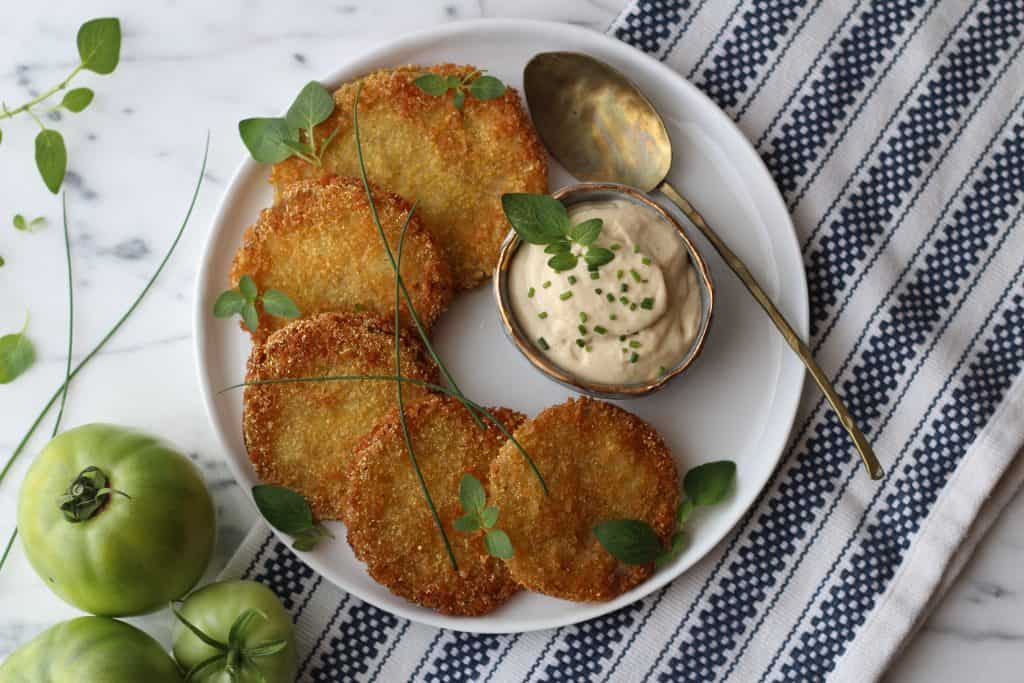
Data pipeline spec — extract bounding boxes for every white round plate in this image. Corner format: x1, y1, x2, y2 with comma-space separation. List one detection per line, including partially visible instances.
194, 19, 808, 634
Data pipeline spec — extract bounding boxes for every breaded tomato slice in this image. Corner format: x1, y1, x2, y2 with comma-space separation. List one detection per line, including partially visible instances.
243, 311, 438, 520
489, 397, 679, 601
346, 395, 524, 615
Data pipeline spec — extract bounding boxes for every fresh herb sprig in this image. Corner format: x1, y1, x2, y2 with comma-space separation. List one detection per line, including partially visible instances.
413, 70, 506, 110
0, 314, 35, 385
454, 474, 513, 559
213, 275, 299, 333
252, 484, 332, 551
0, 18, 121, 193
239, 81, 339, 166
501, 194, 615, 273
594, 460, 737, 567
13, 215, 45, 232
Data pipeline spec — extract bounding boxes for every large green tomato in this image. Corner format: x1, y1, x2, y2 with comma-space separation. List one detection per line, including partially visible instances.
173, 580, 297, 683
0, 616, 183, 682
17, 423, 215, 616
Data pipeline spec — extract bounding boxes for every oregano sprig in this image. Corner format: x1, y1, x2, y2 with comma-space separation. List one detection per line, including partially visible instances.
454, 474, 513, 559
239, 81, 339, 166
251, 484, 332, 552
413, 69, 506, 110
12, 215, 45, 232
0, 313, 36, 384
213, 274, 299, 332
0, 18, 121, 193
594, 460, 737, 567
501, 193, 615, 273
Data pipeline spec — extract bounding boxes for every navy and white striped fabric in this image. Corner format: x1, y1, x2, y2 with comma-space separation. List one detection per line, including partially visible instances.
223, 2, 1024, 680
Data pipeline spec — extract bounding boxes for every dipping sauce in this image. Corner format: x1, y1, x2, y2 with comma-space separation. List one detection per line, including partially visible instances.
509, 198, 702, 385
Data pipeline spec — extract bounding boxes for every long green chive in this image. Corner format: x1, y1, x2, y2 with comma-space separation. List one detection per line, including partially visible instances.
1, 194, 76, 575
568, 275, 577, 285
0, 137, 208, 490
538, 311, 548, 319
560, 291, 573, 301
528, 287, 535, 298
641, 297, 655, 310
594, 325, 607, 335
630, 351, 639, 363
352, 92, 483, 431
538, 337, 550, 350
392, 204, 457, 570
630, 269, 642, 282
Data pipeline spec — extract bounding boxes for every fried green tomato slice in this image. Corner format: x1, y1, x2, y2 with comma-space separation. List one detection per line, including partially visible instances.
271, 64, 549, 290
489, 397, 679, 601
243, 311, 438, 520
345, 395, 525, 615
231, 175, 452, 345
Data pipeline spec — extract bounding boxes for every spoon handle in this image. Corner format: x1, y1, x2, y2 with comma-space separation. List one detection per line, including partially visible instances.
658, 181, 883, 480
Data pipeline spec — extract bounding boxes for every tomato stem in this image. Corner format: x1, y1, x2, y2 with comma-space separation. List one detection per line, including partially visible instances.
57, 466, 129, 522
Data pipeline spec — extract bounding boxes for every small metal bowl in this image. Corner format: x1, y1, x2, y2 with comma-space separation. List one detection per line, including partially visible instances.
494, 182, 715, 399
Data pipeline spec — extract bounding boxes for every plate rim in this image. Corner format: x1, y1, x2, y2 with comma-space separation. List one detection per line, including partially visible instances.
193, 17, 809, 634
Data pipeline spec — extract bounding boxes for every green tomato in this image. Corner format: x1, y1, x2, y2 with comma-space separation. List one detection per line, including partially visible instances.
0, 616, 183, 682
17, 423, 215, 616
173, 580, 297, 683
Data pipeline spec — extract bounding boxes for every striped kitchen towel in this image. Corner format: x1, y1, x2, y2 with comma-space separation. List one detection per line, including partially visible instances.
222, 1, 1024, 680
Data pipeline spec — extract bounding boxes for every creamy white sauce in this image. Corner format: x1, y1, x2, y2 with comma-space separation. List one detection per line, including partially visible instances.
509, 199, 702, 385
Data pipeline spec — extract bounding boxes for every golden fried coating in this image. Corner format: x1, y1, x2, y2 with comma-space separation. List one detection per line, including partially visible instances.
271, 64, 549, 290
231, 175, 452, 345
345, 395, 525, 615
243, 311, 438, 520
489, 397, 679, 601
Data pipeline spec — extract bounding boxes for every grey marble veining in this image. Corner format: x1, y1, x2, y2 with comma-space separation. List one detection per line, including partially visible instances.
0, 1, 1021, 680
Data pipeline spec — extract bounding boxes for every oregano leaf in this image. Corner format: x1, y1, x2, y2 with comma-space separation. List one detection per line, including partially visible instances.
468, 75, 506, 101
261, 289, 300, 319
62, 87, 95, 113
484, 529, 514, 559
570, 218, 603, 246
684, 460, 736, 506
501, 193, 570, 244
285, 81, 335, 131
593, 519, 663, 565
453, 514, 480, 533
584, 247, 615, 269
213, 290, 246, 318
238, 275, 258, 301
452, 90, 466, 110
241, 302, 259, 332
676, 498, 694, 527
413, 74, 448, 96
35, 129, 67, 194
481, 506, 499, 529
77, 18, 121, 75
239, 117, 298, 164
252, 484, 314, 535
459, 474, 486, 516
547, 252, 578, 272
0, 328, 35, 384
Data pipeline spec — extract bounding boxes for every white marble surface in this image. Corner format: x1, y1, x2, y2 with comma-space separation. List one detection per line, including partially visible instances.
0, 1, 1020, 680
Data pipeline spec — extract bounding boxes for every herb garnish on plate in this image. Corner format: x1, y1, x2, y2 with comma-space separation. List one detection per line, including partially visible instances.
252, 484, 333, 551
594, 460, 737, 567
454, 474, 514, 559
238, 81, 339, 166
413, 70, 506, 109
213, 274, 300, 333
501, 193, 615, 273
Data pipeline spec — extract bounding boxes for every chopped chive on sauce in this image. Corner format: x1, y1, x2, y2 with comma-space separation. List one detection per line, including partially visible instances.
629, 351, 639, 363
633, 244, 641, 253
542, 280, 552, 289
606, 293, 615, 303
619, 335, 626, 341
568, 275, 578, 285
640, 297, 655, 310
617, 269, 624, 280
658, 366, 668, 376
642, 257, 652, 265
629, 340, 642, 349
630, 269, 643, 283
538, 311, 548, 319
610, 243, 621, 251
595, 288, 603, 295
560, 291, 573, 301
585, 346, 593, 352
538, 337, 550, 350
590, 271, 600, 280
575, 338, 585, 348
580, 312, 589, 323
620, 283, 629, 293
578, 325, 588, 335
594, 325, 608, 335
619, 296, 629, 305
527, 287, 535, 298
630, 303, 638, 311
609, 313, 618, 320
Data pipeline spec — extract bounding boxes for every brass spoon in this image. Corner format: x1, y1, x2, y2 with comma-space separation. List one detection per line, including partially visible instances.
524, 51, 883, 480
